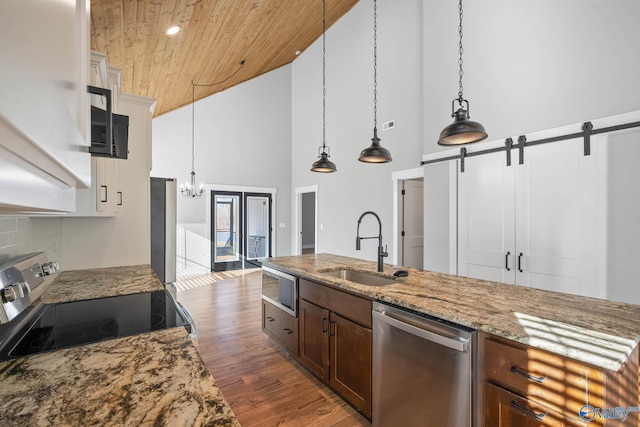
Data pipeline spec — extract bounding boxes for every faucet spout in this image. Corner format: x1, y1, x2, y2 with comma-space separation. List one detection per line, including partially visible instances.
355, 211, 387, 272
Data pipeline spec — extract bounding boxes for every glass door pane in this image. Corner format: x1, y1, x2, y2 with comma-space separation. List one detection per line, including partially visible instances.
212, 192, 242, 270
245, 194, 271, 262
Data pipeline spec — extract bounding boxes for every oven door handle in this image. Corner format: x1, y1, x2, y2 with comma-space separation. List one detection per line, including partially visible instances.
175, 300, 198, 340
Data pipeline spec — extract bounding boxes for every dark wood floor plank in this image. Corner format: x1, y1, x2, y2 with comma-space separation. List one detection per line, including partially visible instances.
178, 271, 371, 427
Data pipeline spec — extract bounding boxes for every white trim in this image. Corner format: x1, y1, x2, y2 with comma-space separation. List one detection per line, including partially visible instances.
391, 167, 424, 266
294, 185, 318, 255
204, 183, 277, 257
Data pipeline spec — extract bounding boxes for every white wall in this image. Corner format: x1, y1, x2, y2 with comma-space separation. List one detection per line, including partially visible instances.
291, 0, 423, 263
422, 0, 640, 273
152, 65, 293, 256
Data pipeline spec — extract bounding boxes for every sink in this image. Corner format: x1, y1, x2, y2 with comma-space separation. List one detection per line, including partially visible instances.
320, 269, 397, 286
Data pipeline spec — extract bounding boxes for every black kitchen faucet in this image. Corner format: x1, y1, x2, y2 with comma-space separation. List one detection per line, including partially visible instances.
356, 211, 388, 272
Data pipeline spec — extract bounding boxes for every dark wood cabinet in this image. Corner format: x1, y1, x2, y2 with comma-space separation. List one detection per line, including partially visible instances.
329, 311, 372, 416
480, 334, 639, 426
299, 299, 329, 379
485, 382, 584, 427
262, 299, 298, 356
298, 278, 372, 418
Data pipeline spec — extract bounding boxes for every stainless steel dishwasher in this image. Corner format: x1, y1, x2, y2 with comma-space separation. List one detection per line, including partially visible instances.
372, 302, 476, 426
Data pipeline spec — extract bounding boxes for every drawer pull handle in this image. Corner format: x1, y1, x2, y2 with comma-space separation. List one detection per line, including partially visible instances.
510, 400, 546, 421
266, 316, 275, 322
510, 366, 546, 383
283, 328, 293, 335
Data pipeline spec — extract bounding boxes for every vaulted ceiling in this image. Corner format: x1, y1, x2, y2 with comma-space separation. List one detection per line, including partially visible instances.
90, 0, 360, 117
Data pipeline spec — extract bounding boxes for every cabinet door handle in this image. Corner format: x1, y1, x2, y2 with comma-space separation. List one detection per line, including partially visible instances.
100, 185, 108, 203
283, 328, 293, 335
518, 252, 524, 273
510, 366, 546, 383
329, 321, 336, 337
117, 191, 123, 206
322, 317, 328, 333
266, 316, 275, 322
505, 251, 511, 271
510, 400, 546, 421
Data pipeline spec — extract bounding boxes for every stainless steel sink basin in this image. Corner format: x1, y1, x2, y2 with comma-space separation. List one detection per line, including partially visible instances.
320, 269, 397, 286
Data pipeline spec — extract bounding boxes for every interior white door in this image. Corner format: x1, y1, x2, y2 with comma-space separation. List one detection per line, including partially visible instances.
458, 152, 516, 283
401, 179, 424, 269
514, 139, 601, 297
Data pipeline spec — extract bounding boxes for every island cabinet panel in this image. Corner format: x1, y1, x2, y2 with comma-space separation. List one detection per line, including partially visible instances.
299, 279, 372, 327
299, 299, 329, 379
298, 278, 373, 418
262, 299, 298, 356
485, 382, 585, 427
481, 334, 639, 426
329, 311, 372, 417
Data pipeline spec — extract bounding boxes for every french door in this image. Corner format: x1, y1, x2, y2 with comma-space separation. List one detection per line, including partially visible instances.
211, 190, 272, 271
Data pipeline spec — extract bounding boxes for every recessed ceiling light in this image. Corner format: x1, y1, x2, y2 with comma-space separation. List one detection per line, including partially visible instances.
295, 50, 302, 55
166, 26, 181, 36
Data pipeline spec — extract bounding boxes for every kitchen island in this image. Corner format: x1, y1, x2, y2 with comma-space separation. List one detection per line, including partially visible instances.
264, 253, 640, 371
0, 265, 239, 427
263, 253, 640, 425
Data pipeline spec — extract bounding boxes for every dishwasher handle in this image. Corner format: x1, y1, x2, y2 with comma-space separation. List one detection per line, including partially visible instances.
373, 309, 469, 352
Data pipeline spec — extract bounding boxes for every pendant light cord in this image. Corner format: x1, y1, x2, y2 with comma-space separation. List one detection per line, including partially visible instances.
191, 81, 195, 173
322, 0, 326, 150
193, 60, 246, 88
457, 0, 464, 105
189, 60, 246, 174
373, 0, 377, 129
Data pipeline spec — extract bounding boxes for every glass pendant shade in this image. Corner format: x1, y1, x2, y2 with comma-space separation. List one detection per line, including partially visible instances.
359, 128, 391, 163
438, 106, 487, 146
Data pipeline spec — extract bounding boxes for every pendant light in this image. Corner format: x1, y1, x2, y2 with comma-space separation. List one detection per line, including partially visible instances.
311, 0, 337, 173
359, 0, 391, 164
438, 0, 487, 146
180, 82, 204, 198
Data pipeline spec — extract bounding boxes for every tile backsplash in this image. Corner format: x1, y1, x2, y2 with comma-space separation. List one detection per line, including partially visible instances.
0, 217, 62, 264
0, 216, 32, 263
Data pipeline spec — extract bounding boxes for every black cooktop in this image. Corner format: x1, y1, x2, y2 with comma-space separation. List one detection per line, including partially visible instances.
2, 290, 190, 359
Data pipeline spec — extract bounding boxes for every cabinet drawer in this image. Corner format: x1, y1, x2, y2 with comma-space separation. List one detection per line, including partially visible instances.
484, 338, 604, 420
485, 382, 586, 427
262, 299, 298, 356
299, 279, 372, 328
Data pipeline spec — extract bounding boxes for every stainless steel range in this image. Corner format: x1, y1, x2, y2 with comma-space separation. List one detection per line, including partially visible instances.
0, 252, 193, 361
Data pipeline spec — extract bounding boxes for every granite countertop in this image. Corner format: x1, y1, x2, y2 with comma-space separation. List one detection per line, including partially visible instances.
0, 327, 240, 427
264, 253, 640, 372
43, 264, 164, 304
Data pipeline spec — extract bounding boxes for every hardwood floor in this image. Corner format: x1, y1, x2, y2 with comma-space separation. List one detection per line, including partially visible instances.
177, 271, 371, 427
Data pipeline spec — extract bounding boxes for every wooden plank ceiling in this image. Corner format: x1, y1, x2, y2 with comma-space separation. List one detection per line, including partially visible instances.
90, 0, 360, 117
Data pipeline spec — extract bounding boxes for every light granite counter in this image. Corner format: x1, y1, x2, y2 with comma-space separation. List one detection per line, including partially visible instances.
264, 253, 640, 372
43, 264, 164, 304
0, 327, 239, 427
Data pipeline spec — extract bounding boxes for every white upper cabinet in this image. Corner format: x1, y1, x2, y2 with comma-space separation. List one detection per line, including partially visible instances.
0, 0, 90, 213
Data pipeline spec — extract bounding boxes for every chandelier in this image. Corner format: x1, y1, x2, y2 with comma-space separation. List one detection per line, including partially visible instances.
181, 82, 204, 198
